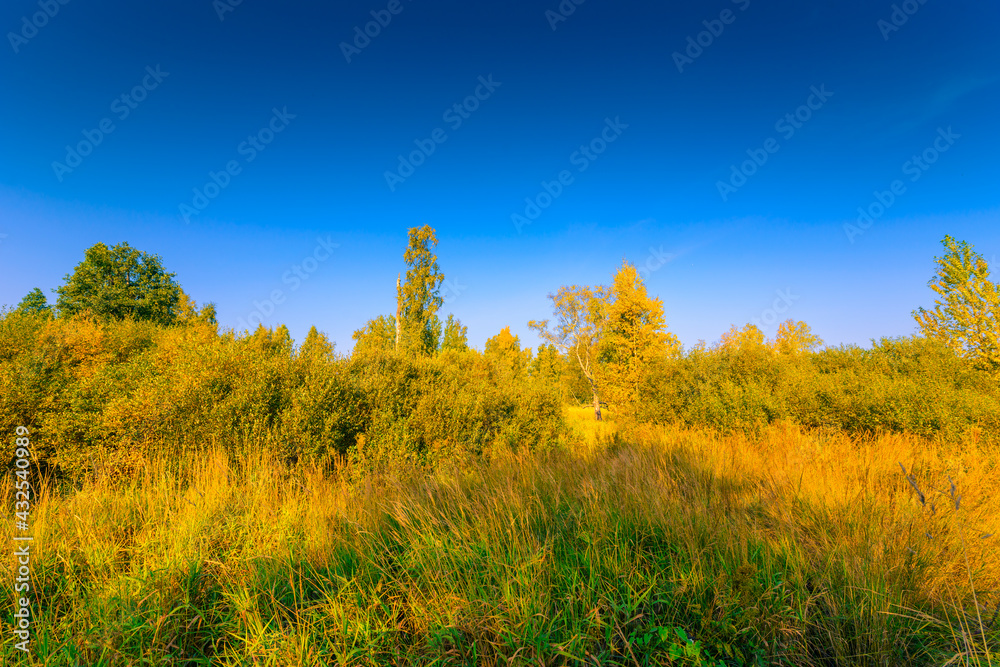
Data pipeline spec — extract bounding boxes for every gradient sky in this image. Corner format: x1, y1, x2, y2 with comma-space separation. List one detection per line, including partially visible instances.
2, 0, 999, 351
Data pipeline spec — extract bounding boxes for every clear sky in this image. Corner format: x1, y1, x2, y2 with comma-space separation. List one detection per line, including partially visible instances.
2, 0, 998, 351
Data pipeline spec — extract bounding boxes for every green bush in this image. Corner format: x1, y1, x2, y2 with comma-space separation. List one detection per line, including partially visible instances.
641, 335, 1000, 442
0, 311, 566, 480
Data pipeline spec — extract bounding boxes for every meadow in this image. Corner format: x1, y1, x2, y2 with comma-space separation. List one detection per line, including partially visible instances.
3, 235, 1000, 665
2, 402, 998, 665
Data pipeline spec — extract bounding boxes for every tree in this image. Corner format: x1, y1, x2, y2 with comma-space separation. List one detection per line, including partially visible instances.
55, 242, 182, 324
176, 290, 217, 327
772, 319, 821, 355
299, 325, 335, 362
397, 226, 445, 356
352, 315, 397, 355
530, 343, 563, 396
717, 323, 769, 353
597, 261, 679, 419
484, 326, 531, 378
529, 284, 607, 420
16, 288, 52, 316
913, 236, 1000, 373
441, 314, 469, 352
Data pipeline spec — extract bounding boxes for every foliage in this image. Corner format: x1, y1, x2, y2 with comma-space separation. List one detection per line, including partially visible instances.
914, 235, 1000, 373
398, 225, 445, 356
440, 313, 469, 352
773, 318, 822, 355
352, 314, 396, 355
0, 311, 564, 478
55, 242, 182, 325
640, 333, 1000, 441
4, 420, 995, 665
597, 260, 680, 421
529, 284, 608, 419
16, 287, 52, 316
176, 289, 218, 326
483, 326, 531, 378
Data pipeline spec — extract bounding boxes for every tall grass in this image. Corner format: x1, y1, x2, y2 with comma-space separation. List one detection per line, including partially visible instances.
3, 410, 997, 665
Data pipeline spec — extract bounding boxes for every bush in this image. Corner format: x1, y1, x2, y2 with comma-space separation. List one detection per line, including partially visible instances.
640, 335, 1000, 442
0, 312, 566, 480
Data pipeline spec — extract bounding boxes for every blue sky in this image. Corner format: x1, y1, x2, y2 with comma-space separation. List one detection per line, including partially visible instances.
1, 0, 999, 351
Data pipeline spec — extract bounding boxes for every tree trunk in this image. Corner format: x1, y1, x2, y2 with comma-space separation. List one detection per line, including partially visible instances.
592, 390, 602, 421
395, 274, 402, 352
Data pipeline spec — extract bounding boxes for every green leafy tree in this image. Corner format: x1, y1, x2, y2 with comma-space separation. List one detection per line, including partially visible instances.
55, 242, 182, 324
529, 284, 607, 420
597, 261, 679, 419
914, 235, 1000, 372
16, 288, 52, 316
397, 226, 445, 356
441, 313, 469, 352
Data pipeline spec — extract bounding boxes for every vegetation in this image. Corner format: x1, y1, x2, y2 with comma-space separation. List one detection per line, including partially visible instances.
915, 235, 1000, 374
54, 242, 191, 325
1, 415, 996, 665
1, 232, 999, 664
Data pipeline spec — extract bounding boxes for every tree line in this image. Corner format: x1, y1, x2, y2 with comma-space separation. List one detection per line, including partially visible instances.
5, 229, 1000, 478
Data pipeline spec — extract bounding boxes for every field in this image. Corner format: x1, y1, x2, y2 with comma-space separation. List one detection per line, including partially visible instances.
3, 406, 997, 666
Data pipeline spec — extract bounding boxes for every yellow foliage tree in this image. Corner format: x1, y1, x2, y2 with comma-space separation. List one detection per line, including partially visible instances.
772, 319, 822, 355
484, 326, 530, 378
597, 261, 680, 420
717, 323, 770, 354
914, 235, 1000, 373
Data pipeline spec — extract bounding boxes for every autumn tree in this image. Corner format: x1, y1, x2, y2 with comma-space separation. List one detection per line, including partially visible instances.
441, 313, 469, 352
597, 261, 680, 419
717, 323, 769, 353
914, 235, 1000, 373
175, 290, 218, 327
772, 319, 821, 355
299, 325, 335, 362
352, 315, 397, 355
529, 343, 563, 397
397, 226, 445, 356
529, 285, 607, 420
484, 326, 531, 377
56, 242, 182, 325
16, 288, 52, 316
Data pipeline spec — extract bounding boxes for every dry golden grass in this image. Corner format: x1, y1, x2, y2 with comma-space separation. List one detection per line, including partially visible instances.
2, 409, 997, 665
